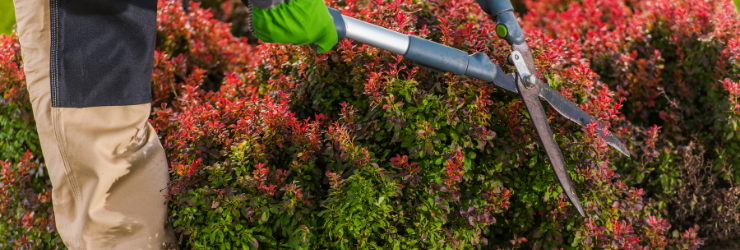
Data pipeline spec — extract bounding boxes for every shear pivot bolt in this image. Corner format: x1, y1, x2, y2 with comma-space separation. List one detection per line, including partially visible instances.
510, 51, 536, 89
522, 74, 537, 89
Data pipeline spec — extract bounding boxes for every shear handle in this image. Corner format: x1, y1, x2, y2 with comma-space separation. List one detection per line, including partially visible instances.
476, 0, 525, 45
327, 8, 517, 93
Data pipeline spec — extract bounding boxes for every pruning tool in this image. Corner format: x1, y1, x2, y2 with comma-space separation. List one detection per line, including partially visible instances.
324, 0, 630, 217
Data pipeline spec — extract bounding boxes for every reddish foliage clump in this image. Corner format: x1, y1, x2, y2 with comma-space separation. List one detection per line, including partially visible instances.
0, 151, 59, 249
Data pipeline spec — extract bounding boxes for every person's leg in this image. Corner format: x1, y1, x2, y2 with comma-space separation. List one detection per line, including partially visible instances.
13, 0, 176, 249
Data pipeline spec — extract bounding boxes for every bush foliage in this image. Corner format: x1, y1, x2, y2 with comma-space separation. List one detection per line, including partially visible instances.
2, 0, 740, 249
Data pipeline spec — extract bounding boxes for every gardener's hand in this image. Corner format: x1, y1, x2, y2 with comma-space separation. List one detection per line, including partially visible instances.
242, 0, 338, 53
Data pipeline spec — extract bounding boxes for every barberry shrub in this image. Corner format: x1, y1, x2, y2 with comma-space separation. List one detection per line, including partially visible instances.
522, 0, 740, 244
1, 0, 739, 249
1, 34, 62, 249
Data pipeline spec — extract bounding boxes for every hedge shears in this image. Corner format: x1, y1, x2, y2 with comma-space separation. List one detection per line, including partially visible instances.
324, 0, 630, 217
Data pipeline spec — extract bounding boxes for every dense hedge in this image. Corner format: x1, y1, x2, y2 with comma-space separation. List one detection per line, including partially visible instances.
1, 0, 740, 249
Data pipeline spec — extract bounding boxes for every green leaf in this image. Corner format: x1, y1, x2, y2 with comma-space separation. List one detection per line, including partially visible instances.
435, 157, 444, 165
450, 132, 459, 141
468, 151, 477, 159
210, 229, 218, 242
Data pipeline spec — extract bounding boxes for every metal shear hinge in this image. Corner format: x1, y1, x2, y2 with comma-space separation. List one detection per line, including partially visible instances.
509, 51, 537, 89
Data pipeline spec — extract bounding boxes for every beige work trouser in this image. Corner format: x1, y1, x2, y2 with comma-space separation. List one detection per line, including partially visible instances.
13, 0, 177, 249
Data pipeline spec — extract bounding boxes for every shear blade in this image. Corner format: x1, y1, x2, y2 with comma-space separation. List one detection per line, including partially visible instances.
490, 67, 519, 94
516, 75, 586, 217
501, 73, 630, 157
507, 46, 584, 217
538, 83, 630, 157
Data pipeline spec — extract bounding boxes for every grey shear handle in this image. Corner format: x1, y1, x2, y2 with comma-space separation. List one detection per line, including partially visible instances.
476, 0, 524, 45
327, 7, 346, 41
326, 8, 517, 93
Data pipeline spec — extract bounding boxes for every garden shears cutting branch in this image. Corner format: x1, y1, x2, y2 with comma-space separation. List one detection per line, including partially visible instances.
324, 0, 630, 217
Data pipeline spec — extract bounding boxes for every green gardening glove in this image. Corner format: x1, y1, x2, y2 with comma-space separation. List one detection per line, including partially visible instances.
248, 0, 338, 53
